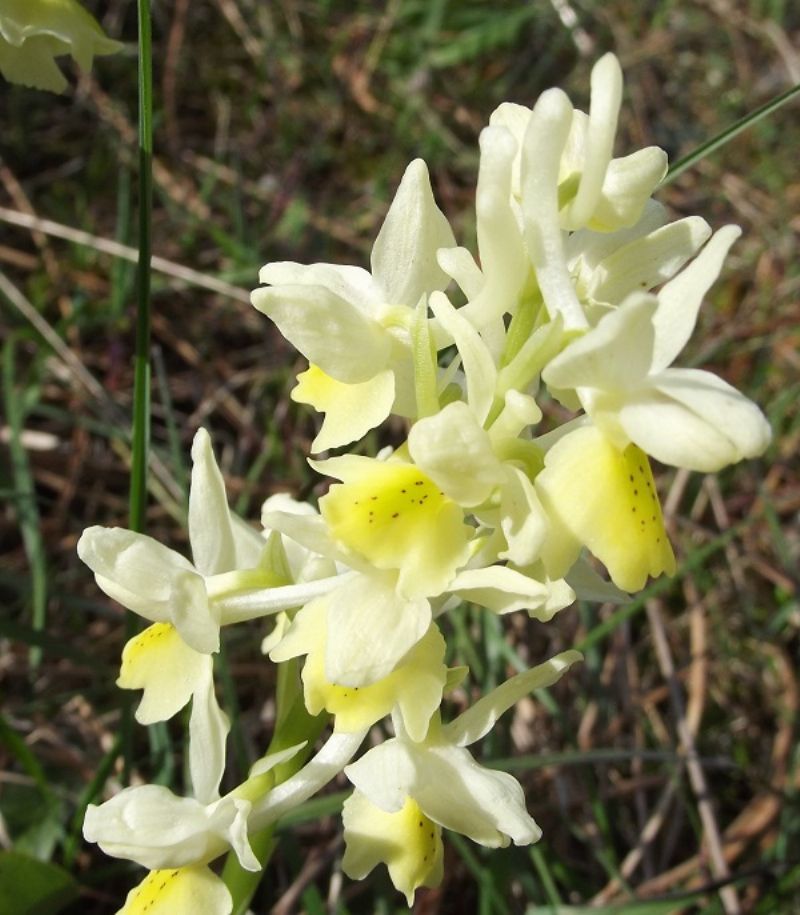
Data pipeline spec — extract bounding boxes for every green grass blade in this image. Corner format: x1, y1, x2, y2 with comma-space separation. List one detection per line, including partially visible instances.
120, 0, 155, 786
63, 734, 122, 867
664, 81, 800, 183
2, 335, 47, 670
129, 0, 154, 535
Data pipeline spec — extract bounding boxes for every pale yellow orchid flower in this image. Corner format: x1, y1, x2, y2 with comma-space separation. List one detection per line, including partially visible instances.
0, 0, 121, 93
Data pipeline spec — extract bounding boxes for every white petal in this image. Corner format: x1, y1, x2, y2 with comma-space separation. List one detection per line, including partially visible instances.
344, 740, 421, 814
566, 198, 667, 274
259, 508, 349, 567
261, 496, 341, 580
78, 527, 194, 617
488, 101, 531, 197
521, 88, 587, 330
229, 515, 268, 569
563, 53, 623, 229
370, 159, 456, 306
408, 401, 506, 506
444, 649, 582, 746
429, 291, 497, 424
78, 527, 219, 653
619, 370, 771, 471
0, 0, 121, 93
437, 246, 484, 300
460, 125, 528, 328
189, 429, 236, 576
250, 283, 391, 383
325, 573, 432, 686
348, 740, 541, 847
488, 390, 542, 443
651, 225, 741, 371
168, 572, 220, 655
589, 146, 668, 231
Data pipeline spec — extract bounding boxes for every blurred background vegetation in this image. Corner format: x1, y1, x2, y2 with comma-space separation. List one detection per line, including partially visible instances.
1, 0, 798, 912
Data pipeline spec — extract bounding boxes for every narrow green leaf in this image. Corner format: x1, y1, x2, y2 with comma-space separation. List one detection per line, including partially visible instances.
121, 0, 155, 787
2, 336, 47, 670
129, 0, 154, 536
0, 713, 54, 802
664, 81, 800, 183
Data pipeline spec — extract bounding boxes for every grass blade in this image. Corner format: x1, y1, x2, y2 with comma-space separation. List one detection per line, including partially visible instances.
664, 81, 800, 182
2, 335, 47, 670
129, 0, 154, 534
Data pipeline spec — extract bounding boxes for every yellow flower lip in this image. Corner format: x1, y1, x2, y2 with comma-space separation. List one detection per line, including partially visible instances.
536, 425, 676, 592
319, 459, 470, 598
342, 792, 443, 905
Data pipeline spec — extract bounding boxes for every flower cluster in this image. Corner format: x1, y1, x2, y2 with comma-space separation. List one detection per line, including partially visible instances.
80, 54, 770, 912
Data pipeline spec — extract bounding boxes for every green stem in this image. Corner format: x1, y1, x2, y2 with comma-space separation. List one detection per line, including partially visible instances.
122, 0, 154, 783
221, 657, 328, 912
222, 828, 276, 915
129, 0, 153, 534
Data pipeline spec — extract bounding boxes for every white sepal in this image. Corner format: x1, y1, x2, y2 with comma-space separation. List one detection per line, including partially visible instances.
257, 261, 380, 310
345, 738, 541, 847
371, 159, 456, 307
651, 225, 741, 371
618, 369, 771, 472
250, 283, 391, 384
189, 429, 236, 576
587, 216, 712, 305
78, 527, 219, 654
189, 665, 231, 805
